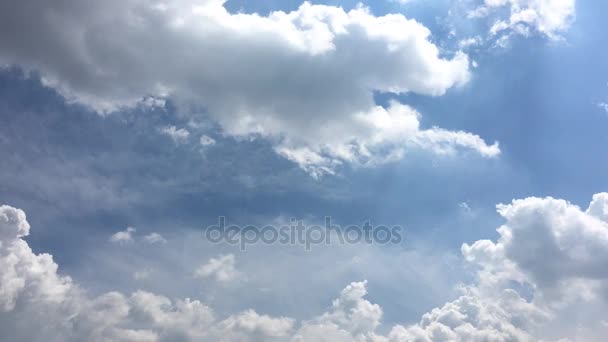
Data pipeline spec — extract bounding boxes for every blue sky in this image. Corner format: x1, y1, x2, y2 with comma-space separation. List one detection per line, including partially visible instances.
1, 0, 608, 341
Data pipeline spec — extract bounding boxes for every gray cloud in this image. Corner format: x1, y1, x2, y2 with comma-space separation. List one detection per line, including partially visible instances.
0, 0, 498, 175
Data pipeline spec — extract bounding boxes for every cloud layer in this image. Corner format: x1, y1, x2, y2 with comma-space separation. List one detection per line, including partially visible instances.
0, 0, 499, 176
3, 193, 608, 341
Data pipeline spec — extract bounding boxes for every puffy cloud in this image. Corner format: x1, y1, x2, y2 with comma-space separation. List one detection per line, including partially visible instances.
587, 192, 608, 221
218, 310, 295, 339
471, 0, 576, 39
0, 206, 74, 315
8, 194, 608, 341
396, 192, 608, 341
110, 227, 136, 244
294, 280, 383, 341
0, 205, 30, 244
0, 204, 294, 341
463, 193, 608, 303
0, 0, 498, 176
194, 254, 241, 283
384, 287, 547, 341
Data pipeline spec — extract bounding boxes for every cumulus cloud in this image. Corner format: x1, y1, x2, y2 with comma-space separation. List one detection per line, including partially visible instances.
284, 192, 605, 342
396, 192, 608, 341
470, 0, 576, 39
463, 193, 608, 302
293, 280, 383, 341
0, 205, 295, 341
4, 194, 608, 341
194, 254, 241, 283
110, 227, 136, 244
0, 0, 499, 176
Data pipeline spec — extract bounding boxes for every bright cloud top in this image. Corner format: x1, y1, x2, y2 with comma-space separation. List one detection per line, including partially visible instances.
471, 0, 576, 39
0, 0, 498, 176
3, 193, 608, 341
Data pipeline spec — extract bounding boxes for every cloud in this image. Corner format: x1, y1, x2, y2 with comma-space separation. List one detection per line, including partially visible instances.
110, 227, 136, 244
114, 231, 167, 245
159, 126, 190, 145
396, 192, 608, 341
0, 205, 294, 341
293, 280, 383, 341
194, 254, 241, 283
0, 0, 498, 176
457, 36, 483, 50
288, 192, 605, 341
463, 193, 608, 302
4, 193, 608, 340
0, 205, 30, 244
143, 233, 167, 244
470, 0, 576, 39
199, 135, 216, 147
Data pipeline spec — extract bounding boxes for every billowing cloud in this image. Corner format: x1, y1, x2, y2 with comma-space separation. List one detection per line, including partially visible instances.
4, 194, 608, 341
293, 280, 383, 341
390, 192, 608, 341
463, 193, 608, 303
0, 205, 294, 341
0, 0, 498, 176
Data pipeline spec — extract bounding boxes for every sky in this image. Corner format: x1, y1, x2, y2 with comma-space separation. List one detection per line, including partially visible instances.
1, 0, 608, 341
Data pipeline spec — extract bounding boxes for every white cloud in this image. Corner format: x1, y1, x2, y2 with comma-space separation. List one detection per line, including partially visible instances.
159, 126, 190, 144
0, 205, 295, 341
294, 280, 383, 341
0, 0, 498, 176
333, 193, 606, 342
5, 194, 608, 341
458, 36, 483, 50
471, 0, 576, 39
0, 205, 30, 244
110, 227, 136, 244
199, 135, 216, 147
463, 194, 608, 301
194, 254, 241, 283
143, 232, 167, 244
